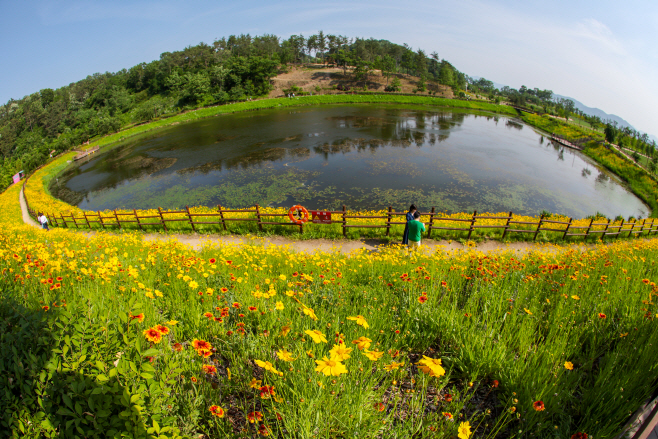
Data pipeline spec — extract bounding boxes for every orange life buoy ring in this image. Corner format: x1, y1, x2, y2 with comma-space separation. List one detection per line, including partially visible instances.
288, 205, 309, 224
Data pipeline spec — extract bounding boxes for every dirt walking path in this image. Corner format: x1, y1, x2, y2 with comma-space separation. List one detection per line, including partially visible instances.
17, 186, 591, 254
20, 187, 40, 228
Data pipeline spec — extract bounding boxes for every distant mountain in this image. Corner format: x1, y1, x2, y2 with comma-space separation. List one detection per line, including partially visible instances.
473, 77, 653, 139
552, 94, 635, 130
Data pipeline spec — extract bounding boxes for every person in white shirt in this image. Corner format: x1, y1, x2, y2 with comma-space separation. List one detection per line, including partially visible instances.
38, 212, 49, 231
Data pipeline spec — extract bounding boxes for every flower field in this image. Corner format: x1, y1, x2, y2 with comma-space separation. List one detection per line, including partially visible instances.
3, 177, 658, 438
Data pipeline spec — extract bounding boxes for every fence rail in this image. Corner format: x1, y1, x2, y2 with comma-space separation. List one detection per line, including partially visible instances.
22, 186, 658, 242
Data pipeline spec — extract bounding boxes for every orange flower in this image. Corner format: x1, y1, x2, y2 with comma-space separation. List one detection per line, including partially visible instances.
129, 312, 145, 322
143, 328, 162, 343
418, 295, 428, 304
247, 411, 264, 423
209, 258, 216, 264
42, 305, 49, 311
232, 302, 241, 308
259, 385, 276, 399
374, 403, 385, 412
258, 424, 270, 436
643, 279, 650, 284
598, 313, 607, 319
155, 324, 170, 334
191, 376, 198, 383
444, 393, 453, 402
220, 287, 229, 293
172, 343, 183, 352
202, 364, 217, 375
533, 400, 545, 411
209, 405, 225, 417
248, 306, 258, 311
492, 380, 499, 388
203, 312, 214, 319
192, 339, 212, 350
197, 349, 213, 358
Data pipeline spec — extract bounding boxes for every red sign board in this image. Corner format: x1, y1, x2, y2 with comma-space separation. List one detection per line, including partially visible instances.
311, 211, 332, 224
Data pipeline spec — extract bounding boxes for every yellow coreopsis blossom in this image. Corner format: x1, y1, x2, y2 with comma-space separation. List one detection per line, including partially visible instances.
458, 421, 471, 439
564, 361, 574, 370
351, 336, 372, 351
363, 349, 384, 361
315, 356, 348, 376
254, 360, 283, 377
303, 306, 318, 321
305, 329, 327, 344
384, 361, 404, 371
416, 356, 446, 377
347, 315, 369, 329
329, 344, 352, 361
275, 301, 284, 310
276, 350, 295, 362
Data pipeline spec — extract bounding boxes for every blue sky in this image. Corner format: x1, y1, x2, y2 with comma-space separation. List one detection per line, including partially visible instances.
1, 0, 656, 136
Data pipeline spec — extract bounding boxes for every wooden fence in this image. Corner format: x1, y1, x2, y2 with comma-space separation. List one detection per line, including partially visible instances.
23, 190, 658, 241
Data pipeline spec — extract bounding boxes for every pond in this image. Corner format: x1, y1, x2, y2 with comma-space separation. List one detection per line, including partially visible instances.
52, 104, 648, 219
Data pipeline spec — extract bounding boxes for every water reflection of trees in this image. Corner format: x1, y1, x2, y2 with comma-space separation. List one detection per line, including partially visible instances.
56, 110, 484, 200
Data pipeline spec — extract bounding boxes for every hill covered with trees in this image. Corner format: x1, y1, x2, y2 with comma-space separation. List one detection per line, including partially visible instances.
0, 32, 468, 188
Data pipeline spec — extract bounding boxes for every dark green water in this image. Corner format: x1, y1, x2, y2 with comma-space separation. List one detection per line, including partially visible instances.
52, 105, 648, 218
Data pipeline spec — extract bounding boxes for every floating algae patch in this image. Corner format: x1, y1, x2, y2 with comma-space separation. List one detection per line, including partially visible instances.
53, 104, 649, 218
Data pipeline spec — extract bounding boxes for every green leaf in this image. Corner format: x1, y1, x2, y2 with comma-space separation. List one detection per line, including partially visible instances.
118, 311, 128, 324
129, 361, 138, 374
96, 374, 109, 383
62, 393, 73, 409
141, 362, 156, 372
141, 348, 159, 357
140, 372, 154, 379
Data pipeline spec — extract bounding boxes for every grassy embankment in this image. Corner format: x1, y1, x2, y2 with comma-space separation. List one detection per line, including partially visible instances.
5, 176, 658, 438
521, 113, 658, 216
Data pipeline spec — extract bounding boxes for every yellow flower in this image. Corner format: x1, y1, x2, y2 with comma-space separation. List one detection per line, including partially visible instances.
305, 329, 327, 344
154, 289, 163, 297
524, 308, 532, 315
384, 361, 404, 371
363, 349, 384, 361
279, 274, 286, 281
255, 359, 283, 376
189, 280, 199, 289
347, 315, 369, 329
166, 320, 179, 326
276, 349, 296, 362
303, 306, 318, 321
458, 421, 471, 439
329, 344, 352, 361
275, 301, 284, 311
351, 336, 372, 351
416, 356, 445, 378
249, 378, 262, 389
315, 356, 348, 376
280, 325, 292, 337
571, 295, 580, 300
564, 361, 574, 370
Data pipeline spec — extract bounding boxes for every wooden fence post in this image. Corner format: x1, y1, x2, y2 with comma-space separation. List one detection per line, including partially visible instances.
533, 214, 544, 240
83, 211, 91, 228
501, 211, 513, 239
427, 207, 435, 238
217, 205, 227, 231
342, 205, 347, 237
255, 204, 263, 232
47, 213, 54, 227
61, 213, 68, 228
114, 210, 121, 229
134, 209, 143, 231
601, 219, 610, 238
561, 218, 572, 240
616, 219, 624, 239
158, 207, 168, 232
70, 212, 79, 229
49, 213, 56, 228
584, 218, 594, 239
467, 210, 477, 240
627, 219, 635, 238
185, 206, 196, 233
640, 219, 647, 236
386, 206, 393, 236
99, 212, 106, 229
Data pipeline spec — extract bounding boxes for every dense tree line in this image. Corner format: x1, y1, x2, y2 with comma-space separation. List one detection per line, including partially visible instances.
0, 32, 470, 189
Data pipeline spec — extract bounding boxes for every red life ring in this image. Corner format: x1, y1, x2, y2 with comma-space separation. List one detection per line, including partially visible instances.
288, 205, 309, 224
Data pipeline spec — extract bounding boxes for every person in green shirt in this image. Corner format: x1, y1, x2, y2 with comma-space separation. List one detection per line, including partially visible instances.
407, 211, 425, 251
